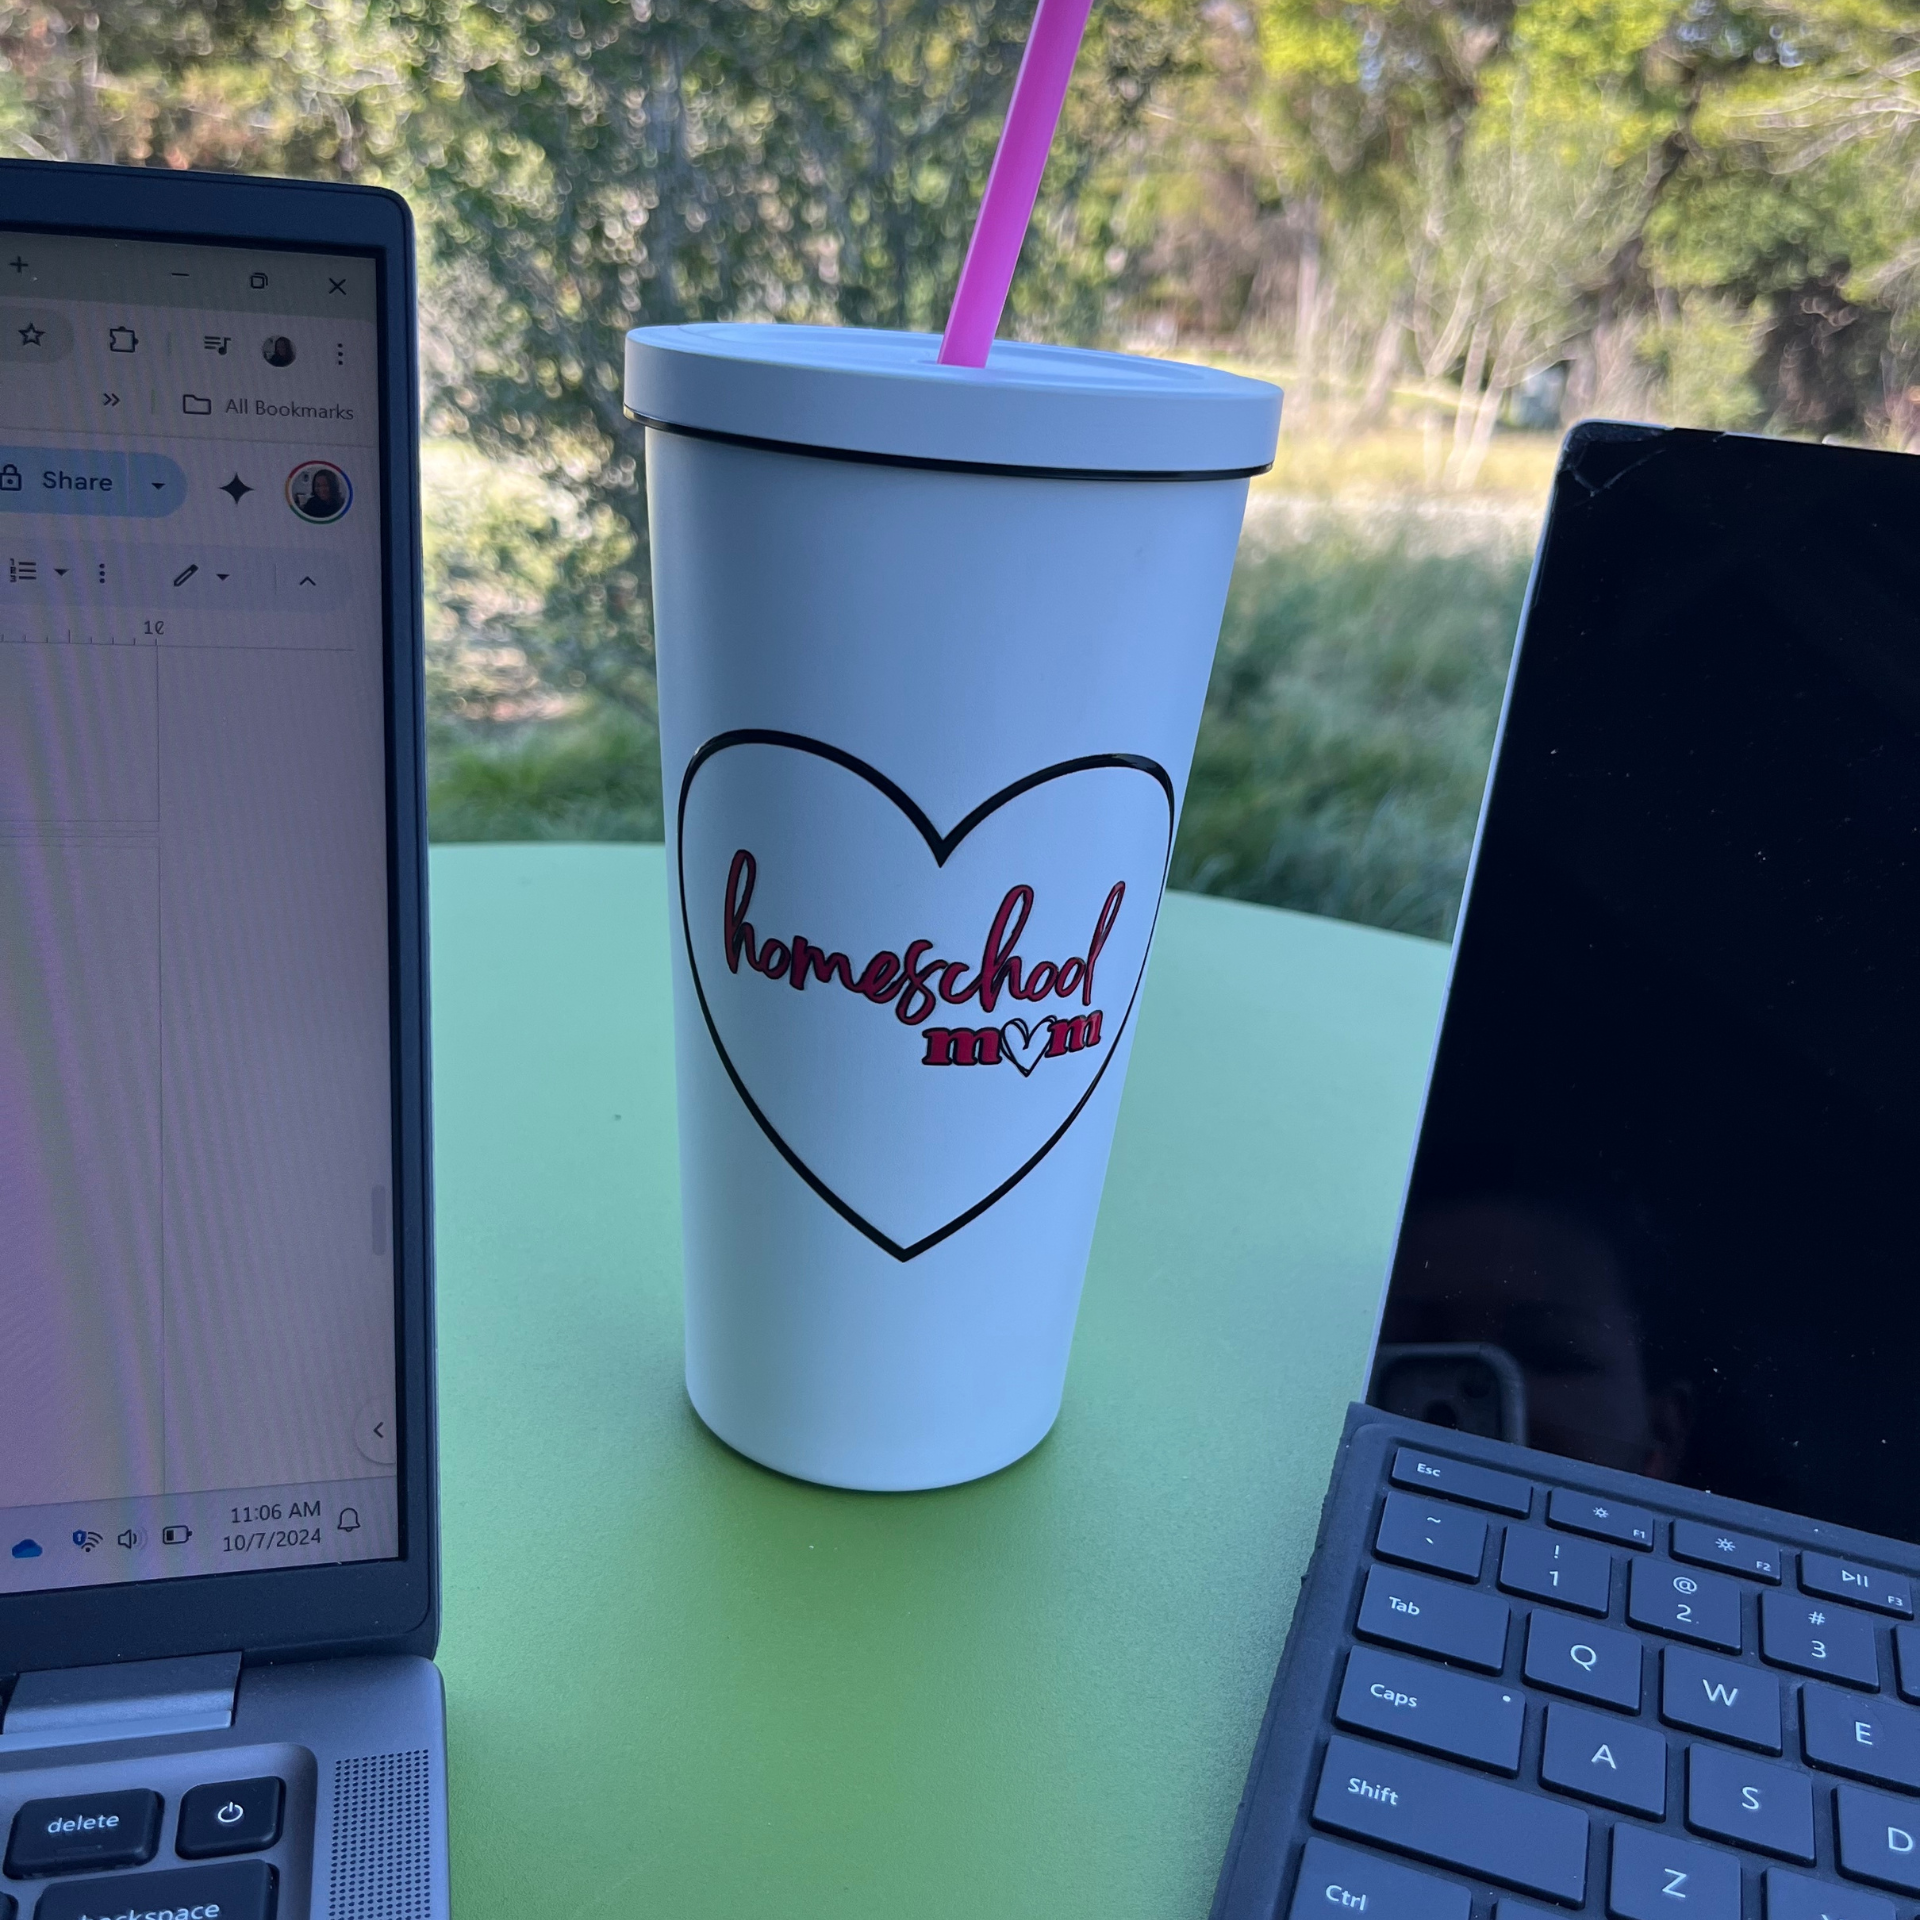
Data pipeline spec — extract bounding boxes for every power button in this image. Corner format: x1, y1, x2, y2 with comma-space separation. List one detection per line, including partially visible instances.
176, 1777, 283, 1859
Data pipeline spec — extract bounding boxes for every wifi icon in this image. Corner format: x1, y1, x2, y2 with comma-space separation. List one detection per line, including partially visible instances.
71, 1529, 102, 1552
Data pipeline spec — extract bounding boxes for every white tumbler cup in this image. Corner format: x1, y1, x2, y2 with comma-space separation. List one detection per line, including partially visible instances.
627, 324, 1280, 1489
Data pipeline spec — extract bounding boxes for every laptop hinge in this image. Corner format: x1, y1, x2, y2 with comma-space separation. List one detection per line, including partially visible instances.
0, 1652, 241, 1753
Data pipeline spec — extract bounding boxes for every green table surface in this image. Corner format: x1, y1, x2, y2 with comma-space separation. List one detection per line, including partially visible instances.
429, 844, 1449, 1919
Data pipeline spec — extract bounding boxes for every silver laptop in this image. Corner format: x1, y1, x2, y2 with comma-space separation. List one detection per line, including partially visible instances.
0, 160, 445, 1920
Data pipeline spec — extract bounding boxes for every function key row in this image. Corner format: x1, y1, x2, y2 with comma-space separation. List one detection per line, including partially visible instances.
1382, 1455, 1914, 1616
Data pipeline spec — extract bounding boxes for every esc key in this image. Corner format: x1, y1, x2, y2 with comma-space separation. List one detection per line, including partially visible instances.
1390, 1449, 1531, 1518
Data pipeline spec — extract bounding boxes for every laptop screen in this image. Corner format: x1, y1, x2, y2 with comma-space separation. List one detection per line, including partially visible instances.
0, 228, 397, 1593
1371, 427, 1920, 1545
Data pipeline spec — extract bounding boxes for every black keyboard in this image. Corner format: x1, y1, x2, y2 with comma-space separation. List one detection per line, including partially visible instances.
1211, 1408, 1920, 1920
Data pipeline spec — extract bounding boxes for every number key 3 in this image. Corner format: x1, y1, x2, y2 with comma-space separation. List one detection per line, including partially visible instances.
1761, 1589, 1880, 1689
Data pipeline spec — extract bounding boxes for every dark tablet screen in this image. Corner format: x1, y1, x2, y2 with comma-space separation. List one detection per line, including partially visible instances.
1371, 424, 1920, 1543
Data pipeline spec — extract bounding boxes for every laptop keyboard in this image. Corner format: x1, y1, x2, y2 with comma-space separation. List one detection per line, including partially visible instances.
0, 1775, 283, 1919
1217, 1423, 1920, 1920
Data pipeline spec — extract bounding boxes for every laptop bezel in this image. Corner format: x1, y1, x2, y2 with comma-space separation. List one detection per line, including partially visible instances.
0, 158, 436, 1684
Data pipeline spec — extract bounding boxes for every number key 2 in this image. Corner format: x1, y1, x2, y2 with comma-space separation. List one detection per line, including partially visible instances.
1761, 1589, 1880, 1689
1629, 1560, 1742, 1651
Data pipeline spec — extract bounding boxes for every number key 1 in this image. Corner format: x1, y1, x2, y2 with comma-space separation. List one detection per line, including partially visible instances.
1500, 1527, 1611, 1615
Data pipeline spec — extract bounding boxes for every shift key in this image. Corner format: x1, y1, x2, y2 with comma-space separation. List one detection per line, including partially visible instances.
1357, 1565, 1511, 1672
1313, 1734, 1589, 1903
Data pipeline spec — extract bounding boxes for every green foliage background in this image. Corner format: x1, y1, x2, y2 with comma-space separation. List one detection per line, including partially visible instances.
4, 0, 1918, 937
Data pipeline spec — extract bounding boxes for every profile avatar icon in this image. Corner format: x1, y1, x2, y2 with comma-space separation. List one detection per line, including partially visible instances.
287, 460, 351, 524
262, 334, 296, 367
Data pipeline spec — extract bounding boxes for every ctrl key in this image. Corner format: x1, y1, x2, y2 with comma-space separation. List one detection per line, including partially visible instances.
4, 1790, 161, 1877
1290, 1838, 1470, 1920
35, 1860, 276, 1920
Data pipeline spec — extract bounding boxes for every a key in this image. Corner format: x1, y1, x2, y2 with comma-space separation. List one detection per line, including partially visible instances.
1540, 1701, 1667, 1816
1609, 1822, 1742, 1920
1288, 1837, 1472, 1920
4, 1790, 162, 1878
1685, 1743, 1815, 1861
1802, 1683, 1920, 1791
1335, 1646, 1524, 1774
1761, 1589, 1880, 1689
1391, 1450, 1532, 1517
1500, 1527, 1612, 1616
1630, 1560, 1743, 1651
1835, 1783, 1920, 1893
1672, 1520, 1783, 1584
1524, 1608, 1642, 1710
1377, 1493, 1489, 1582
1802, 1555, 1914, 1620
1660, 1647, 1782, 1752
1311, 1734, 1589, 1904
1357, 1566, 1510, 1673
1546, 1487, 1654, 1550
1765, 1867, 1896, 1920
35, 1862, 275, 1920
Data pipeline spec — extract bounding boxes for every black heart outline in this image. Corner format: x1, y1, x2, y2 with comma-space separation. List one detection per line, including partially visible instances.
677, 728, 1175, 1262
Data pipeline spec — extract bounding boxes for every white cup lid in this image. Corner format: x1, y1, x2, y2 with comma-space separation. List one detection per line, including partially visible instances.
625, 323, 1281, 478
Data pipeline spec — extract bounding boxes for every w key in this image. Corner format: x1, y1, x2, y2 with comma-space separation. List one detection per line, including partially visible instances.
1629, 1560, 1741, 1651
1661, 1647, 1782, 1752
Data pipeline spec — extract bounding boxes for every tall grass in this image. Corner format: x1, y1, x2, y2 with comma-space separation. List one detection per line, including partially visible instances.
428, 710, 664, 845
427, 515, 1531, 941
1168, 520, 1530, 939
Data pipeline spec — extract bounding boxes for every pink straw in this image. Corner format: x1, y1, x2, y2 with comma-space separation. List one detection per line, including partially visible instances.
937, 0, 1095, 368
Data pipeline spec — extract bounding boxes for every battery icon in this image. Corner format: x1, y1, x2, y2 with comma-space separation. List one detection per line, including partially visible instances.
161, 1524, 191, 1545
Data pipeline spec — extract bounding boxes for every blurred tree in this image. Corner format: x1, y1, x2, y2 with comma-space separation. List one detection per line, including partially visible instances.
399, 0, 1189, 717
0, 0, 409, 175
